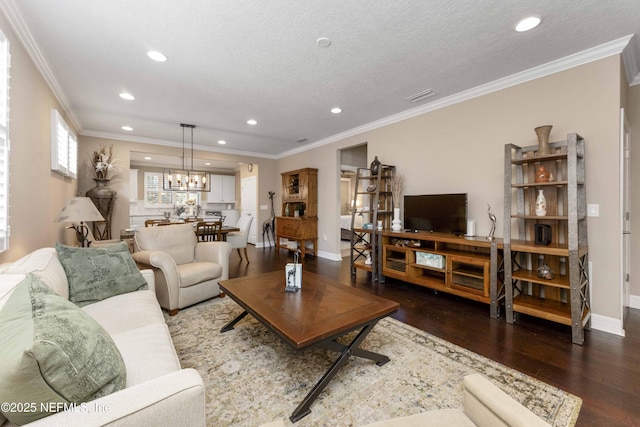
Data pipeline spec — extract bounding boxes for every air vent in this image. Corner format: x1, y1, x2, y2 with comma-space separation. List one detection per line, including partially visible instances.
297, 138, 308, 143
405, 88, 438, 103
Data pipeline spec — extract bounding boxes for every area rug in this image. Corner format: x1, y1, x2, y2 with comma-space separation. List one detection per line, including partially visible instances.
165, 297, 581, 427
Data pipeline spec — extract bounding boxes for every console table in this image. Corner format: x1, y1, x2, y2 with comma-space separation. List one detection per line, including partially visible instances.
380, 230, 504, 318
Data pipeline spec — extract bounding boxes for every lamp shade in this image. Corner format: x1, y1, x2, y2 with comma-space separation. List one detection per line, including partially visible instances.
55, 197, 105, 223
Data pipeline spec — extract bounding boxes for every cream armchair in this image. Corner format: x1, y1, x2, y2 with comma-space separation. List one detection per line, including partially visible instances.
132, 224, 232, 315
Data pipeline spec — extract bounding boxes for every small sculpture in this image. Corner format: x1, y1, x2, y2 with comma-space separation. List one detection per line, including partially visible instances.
285, 250, 302, 292
487, 204, 496, 241
537, 261, 554, 280
262, 191, 276, 247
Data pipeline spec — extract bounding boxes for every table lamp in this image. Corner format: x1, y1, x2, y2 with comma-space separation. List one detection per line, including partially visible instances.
55, 197, 105, 247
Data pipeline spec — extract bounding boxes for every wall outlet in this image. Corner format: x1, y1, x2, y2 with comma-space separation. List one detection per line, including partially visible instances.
323, 234, 327, 241
587, 204, 599, 217
259, 204, 268, 210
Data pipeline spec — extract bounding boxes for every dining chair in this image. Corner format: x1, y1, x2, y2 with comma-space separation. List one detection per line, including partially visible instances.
145, 219, 170, 227
196, 221, 223, 242
226, 215, 253, 263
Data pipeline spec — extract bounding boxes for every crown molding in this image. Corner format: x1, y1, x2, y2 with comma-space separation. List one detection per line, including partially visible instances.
622, 35, 640, 85
80, 130, 279, 160
279, 35, 635, 159
0, 0, 82, 131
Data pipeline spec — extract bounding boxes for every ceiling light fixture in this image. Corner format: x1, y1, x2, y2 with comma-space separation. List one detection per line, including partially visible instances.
218, 140, 226, 145
119, 92, 135, 101
121, 125, 133, 131
144, 156, 152, 160
162, 123, 210, 192
247, 119, 257, 125
331, 107, 342, 114
147, 50, 168, 62
515, 16, 542, 32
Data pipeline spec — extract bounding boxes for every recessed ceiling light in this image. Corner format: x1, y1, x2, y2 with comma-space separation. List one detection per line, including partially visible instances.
515, 16, 541, 32
331, 107, 342, 114
205, 162, 211, 166
121, 125, 133, 131
218, 140, 227, 145
147, 50, 168, 62
144, 156, 152, 160
247, 119, 257, 125
119, 92, 135, 101
317, 37, 332, 48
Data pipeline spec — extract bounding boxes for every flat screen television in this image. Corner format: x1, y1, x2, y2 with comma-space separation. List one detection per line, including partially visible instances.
403, 193, 467, 234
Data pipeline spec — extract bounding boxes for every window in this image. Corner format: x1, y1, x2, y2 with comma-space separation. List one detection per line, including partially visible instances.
50, 109, 77, 178
144, 172, 200, 208
0, 29, 9, 252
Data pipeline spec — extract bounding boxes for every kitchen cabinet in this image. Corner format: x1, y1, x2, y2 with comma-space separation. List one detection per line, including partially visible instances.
207, 174, 236, 204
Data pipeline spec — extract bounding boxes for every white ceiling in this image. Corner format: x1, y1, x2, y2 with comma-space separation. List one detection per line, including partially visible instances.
4, 1, 640, 158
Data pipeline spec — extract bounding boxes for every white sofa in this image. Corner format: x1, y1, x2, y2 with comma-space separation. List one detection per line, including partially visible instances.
0, 247, 205, 426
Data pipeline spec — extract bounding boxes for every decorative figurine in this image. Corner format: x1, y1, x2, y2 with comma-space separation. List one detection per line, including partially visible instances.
537, 261, 554, 280
285, 250, 302, 292
487, 204, 496, 241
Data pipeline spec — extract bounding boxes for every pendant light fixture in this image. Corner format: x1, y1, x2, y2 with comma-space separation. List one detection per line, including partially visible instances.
163, 123, 210, 192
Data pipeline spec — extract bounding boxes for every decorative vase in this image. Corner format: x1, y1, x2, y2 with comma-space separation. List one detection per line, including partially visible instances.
537, 261, 554, 280
391, 207, 402, 231
370, 156, 381, 176
534, 165, 550, 183
86, 178, 117, 240
534, 125, 552, 156
535, 189, 547, 216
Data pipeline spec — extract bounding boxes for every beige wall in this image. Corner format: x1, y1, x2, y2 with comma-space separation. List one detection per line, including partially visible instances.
279, 55, 624, 321
0, 14, 77, 264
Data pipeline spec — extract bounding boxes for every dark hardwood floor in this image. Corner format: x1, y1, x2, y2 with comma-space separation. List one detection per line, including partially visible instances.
229, 245, 640, 426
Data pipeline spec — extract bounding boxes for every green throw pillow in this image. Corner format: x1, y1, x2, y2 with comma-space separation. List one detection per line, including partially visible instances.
55, 241, 147, 307
0, 274, 126, 424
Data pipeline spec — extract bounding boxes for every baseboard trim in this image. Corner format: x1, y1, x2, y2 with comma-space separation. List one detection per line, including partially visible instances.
317, 250, 342, 261
629, 294, 640, 309
590, 313, 625, 337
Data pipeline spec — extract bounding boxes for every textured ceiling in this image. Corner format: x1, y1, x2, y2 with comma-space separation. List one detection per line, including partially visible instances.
4, 0, 640, 158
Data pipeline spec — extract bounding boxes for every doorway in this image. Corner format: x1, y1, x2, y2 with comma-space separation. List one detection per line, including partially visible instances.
241, 175, 257, 245
338, 144, 368, 257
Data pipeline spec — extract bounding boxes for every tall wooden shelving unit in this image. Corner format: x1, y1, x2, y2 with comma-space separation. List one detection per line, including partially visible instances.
275, 168, 318, 258
349, 164, 395, 282
503, 133, 590, 344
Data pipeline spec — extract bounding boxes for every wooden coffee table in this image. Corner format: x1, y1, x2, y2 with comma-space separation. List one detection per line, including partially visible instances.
219, 270, 399, 422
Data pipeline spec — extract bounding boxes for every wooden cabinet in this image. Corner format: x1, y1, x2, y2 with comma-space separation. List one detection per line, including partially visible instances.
276, 168, 318, 257
380, 230, 502, 317
503, 133, 590, 344
207, 174, 236, 204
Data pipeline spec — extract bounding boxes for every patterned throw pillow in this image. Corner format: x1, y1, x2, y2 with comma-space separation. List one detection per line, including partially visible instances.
55, 241, 147, 307
0, 274, 126, 424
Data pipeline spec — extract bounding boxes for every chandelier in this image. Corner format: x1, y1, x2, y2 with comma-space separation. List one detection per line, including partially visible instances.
163, 123, 210, 192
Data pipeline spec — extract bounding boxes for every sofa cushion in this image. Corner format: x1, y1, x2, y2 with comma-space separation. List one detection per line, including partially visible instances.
177, 261, 221, 288
0, 247, 69, 299
110, 323, 182, 387
82, 289, 166, 335
0, 274, 25, 312
0, 274, 126, 425
55, 241, 147, 307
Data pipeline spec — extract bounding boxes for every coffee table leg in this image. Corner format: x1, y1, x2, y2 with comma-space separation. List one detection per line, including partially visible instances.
220, 310, 249, 332
289, 320, 382, 423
